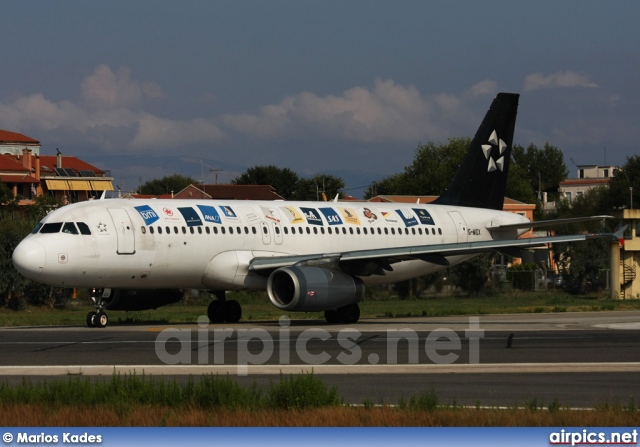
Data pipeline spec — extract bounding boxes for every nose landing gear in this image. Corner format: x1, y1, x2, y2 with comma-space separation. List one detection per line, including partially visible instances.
86, 288, 109, 328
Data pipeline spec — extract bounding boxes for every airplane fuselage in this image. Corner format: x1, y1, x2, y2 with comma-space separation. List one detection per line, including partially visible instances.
13, 198, 528, 291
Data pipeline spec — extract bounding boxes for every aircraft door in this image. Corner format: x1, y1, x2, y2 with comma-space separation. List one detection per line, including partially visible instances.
448, 211, 468, 243
260, 222, 271, 245
108, 208, 136, 254
273, 222, 283, 245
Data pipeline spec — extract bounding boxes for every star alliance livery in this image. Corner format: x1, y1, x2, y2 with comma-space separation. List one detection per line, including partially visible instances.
12, 93, 613, 327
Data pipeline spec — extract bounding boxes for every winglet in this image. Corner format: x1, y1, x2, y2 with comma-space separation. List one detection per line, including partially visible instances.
614, 224, 628, 246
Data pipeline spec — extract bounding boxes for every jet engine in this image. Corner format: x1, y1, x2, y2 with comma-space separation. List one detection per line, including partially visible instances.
267, 266, 364, 312
96, 288, 184, 311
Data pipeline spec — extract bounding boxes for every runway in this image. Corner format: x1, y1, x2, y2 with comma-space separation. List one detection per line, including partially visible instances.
1, 311, 640, 407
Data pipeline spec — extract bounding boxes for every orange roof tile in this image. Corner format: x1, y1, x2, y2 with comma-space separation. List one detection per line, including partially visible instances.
0, 130, 39, 144
38, 156, 105, 176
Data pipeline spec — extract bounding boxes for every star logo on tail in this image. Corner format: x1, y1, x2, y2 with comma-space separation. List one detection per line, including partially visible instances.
481, 130, 507, 172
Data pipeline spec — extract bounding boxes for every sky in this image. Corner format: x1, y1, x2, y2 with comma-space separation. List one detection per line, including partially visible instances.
1, 1, 639, 196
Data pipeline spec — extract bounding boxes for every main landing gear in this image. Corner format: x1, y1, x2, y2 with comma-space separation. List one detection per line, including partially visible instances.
324, 303, 360, 324
86, 288, 109, 328
207, 291, 242, 323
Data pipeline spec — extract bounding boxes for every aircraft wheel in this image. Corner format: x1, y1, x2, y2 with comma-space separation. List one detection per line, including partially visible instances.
95, 311, 108, 328
338, 303, 360, 324
324, 309, 341, 324
207, 300, 225, 323
86, 311, 97, 328
223, 300, 242, 323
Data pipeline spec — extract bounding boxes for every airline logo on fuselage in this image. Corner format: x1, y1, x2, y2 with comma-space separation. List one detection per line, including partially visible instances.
300, 207, 323, 225
178, 207, 203, 226
396, 209, 418, 227
197, 205, 222, 224
135, 205, 160, 225
319, 207, 343, 225
412, 208, 435, 225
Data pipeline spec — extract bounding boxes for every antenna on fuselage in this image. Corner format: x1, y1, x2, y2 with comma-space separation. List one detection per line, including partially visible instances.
100, 190, 106, 200
333, 193, 340, 202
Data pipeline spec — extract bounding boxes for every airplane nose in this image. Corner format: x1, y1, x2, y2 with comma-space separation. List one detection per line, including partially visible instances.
12, 239, 46, 279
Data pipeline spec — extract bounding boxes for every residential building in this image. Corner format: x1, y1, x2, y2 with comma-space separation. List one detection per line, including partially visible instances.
0, 129, 113, 205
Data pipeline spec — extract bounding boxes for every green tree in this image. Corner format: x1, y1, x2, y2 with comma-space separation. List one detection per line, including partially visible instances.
365, 137, 536, 204
232, 166, 345, 201
511, 143, 569, 199
295, 174, 345, 201
232, 166, 300, 199
607, 155, 640, 210
139, 174, 197, 196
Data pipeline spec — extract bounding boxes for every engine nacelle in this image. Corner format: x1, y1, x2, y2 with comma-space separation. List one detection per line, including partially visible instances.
97, 288, 184, 311
267, 266, 364, 312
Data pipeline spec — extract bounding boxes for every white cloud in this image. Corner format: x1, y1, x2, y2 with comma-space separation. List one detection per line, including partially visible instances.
222, 78, 493, 143
523, 71, 598, 92
0, 65, 499, 156
81, 65, 165, 109
131, 115, 226, 149
0, 65, 224, 152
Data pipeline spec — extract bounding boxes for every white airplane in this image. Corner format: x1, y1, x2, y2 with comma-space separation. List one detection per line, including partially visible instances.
12, 93, 613, 328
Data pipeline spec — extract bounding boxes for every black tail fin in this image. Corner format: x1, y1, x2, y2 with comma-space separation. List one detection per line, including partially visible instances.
434, 92, 519, 210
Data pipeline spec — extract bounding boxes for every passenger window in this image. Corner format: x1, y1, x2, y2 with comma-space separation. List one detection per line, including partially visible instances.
77, 222, 92, 235
384, 228, 389, 235
40, 222, 63, 233
252, 227, 257, 234
237, 226, 241, 234
166, 226, 170, 234
320, 227, 325, 235
306, 227, 311, 235
419, 228, 423, 235
221, 227, 226, 234
342, 227, 346, 235
432, 228, 436, 235
182, 227, 186, 234
244, 227, 249, 234
356, 228, 361, 235
141, 227, 147, 234
363, 228, 367, 235
197, 227, 202, 234
349, 228, 354, 235
206, 227, 210, 234
158, 227, 163, 234
150, 227, 155, 234
190, 227, 195, 234
438, 228, 442, 235
276, 226, 281, 235
174, 226, 178, 234
62, 222, 79, 234
214, 227, 219, 234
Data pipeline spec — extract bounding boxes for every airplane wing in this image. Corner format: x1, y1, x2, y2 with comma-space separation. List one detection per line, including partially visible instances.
488, 215, 612, 231
249, 230, 618, 275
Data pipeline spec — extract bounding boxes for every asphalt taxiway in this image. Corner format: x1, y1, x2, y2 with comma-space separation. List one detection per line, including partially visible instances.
1, 311, 639, 407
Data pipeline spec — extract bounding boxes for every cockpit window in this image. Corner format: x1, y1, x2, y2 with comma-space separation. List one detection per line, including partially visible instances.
62, 222, 79, 234
40, 222, 63, 234
31, 223, 44, 234
77, 222, 91, 235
